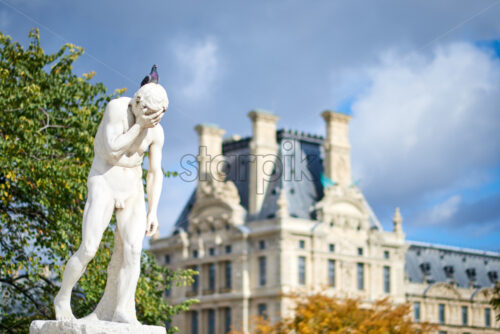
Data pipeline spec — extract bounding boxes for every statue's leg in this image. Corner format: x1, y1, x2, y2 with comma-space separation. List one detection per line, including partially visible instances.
111, 193, 146, 324
54, 175, 114, 321
82, 226, 124, 321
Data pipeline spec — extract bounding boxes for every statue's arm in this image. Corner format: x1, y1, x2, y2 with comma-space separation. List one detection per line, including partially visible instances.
102, 99, 142, 157
145, 125, 164, 236
103, 98, 163, 158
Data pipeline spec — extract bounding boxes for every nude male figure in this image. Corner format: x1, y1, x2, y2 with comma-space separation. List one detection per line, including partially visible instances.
54, 83, 168, 324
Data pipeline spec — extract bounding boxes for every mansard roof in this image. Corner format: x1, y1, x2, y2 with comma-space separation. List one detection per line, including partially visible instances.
174, 129, 322, 229
405, 241, 500, 288
174, 129, 382, 230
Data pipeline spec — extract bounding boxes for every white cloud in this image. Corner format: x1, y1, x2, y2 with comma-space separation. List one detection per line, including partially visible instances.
423, 195, 462, 225
174, 37, 219, 101
347, 42, 500, 208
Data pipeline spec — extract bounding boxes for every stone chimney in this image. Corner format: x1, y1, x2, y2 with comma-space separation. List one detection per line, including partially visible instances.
321, 110, 352, 188
393, 207, 403, 234
194, 124, 226, 183
248, 110, 279, 214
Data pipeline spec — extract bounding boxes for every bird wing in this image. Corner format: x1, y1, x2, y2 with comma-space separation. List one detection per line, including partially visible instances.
140, 75, 151, 87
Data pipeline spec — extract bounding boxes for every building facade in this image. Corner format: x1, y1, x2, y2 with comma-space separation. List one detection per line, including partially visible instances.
150, 110, 499, 334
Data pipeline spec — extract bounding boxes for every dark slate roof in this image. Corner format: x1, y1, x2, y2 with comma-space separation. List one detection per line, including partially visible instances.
173, 129, 385, 230
174, 129, 325, 229
173, 189, 196, 231
405, 241, 500, 288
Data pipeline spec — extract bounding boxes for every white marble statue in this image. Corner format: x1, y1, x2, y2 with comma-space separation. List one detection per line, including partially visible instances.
53, 83, 168, 325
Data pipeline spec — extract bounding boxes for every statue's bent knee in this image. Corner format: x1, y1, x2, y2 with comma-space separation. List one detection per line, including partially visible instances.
123, 244, 142, 263
78, 244, 99, 262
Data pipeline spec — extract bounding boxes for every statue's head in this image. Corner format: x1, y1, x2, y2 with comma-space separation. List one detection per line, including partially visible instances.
132, 83, 169, 115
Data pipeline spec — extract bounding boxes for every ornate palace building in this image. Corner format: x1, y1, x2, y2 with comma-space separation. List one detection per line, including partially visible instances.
150, 110, 499, 334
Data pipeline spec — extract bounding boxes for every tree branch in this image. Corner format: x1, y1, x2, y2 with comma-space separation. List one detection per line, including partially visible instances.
0, 278, 51, 317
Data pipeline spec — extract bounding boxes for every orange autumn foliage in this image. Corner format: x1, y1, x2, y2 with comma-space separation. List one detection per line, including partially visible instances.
232, 294, 436, 334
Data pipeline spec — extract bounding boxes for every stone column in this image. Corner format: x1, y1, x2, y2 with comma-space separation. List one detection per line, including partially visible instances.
248, 110, 279, 214
194, 124, 226, 183
321, 111, 352, 188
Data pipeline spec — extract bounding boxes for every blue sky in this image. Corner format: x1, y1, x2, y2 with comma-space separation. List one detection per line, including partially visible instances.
1, 0, 499, 251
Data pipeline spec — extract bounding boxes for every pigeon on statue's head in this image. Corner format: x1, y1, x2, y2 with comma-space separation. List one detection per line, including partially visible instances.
140, 64, 159, 87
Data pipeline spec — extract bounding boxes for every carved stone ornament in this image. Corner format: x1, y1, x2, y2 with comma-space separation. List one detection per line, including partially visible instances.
314, 185, 369, 229
196, 176, 241, 206
188, 177, 246, 233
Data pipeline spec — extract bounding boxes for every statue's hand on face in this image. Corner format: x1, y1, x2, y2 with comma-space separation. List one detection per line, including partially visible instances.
132, 96, 165, 129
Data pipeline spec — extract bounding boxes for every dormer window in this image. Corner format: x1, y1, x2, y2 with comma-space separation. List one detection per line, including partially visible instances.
466, 268, 476, 281
420, 262, 431, 275
420, 262, 433, 283
488, 271, 498, 283
443, 265, 454, 278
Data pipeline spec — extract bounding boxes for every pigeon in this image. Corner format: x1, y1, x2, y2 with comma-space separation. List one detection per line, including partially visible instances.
140, 64, 159, 86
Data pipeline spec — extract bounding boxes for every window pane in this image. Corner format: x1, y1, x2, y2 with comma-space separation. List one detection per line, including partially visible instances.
328, 259, 335, 287
357, 263, 364, 290
191, 311, 198, 334
165, 286, 171, 297
383, 266, 390, 293
462, 306, 468, 326
209, 263, 216, 291
439, 304, 445, 324
298, 256, 306, 285
485, 308, 491, 327
192, 265, 199, 293
258, 303, 267, 320
208, 309, 215, 334
414, 302, 420, 322
259, 256, 266, 286
225, 261, 232, 289
299, 240, 305, 249
224, 307, 231, 333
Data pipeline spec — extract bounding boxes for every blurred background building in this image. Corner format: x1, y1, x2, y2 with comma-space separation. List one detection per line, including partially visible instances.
150, 110, 499, 334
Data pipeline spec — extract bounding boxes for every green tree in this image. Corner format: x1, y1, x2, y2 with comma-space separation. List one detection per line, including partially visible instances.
0, 29, 197, 333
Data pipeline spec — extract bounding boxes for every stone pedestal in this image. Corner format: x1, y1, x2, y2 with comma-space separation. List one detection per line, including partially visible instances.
30, 320, 166, 334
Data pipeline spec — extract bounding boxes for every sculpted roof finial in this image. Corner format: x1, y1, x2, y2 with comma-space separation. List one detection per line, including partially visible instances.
393, 207, 403, 234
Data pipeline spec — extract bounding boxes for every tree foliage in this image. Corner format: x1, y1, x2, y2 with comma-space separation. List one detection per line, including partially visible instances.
0, 30, 196, 333
235, 294, 436, 334
491, 282, 500, 321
